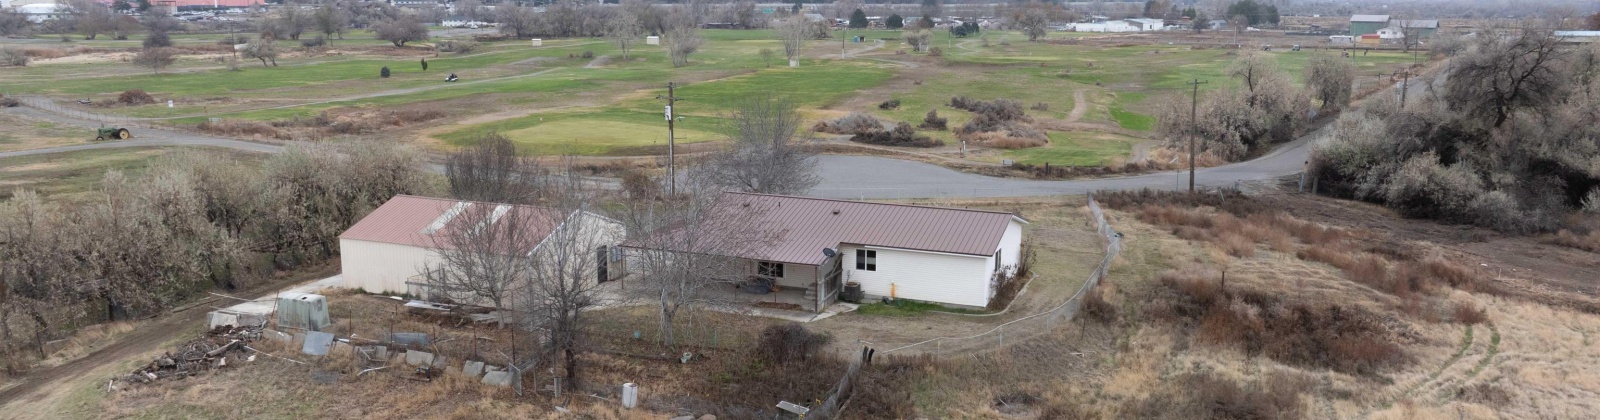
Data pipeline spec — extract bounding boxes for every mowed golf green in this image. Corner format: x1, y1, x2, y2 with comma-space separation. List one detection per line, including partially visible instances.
7, 29, 1421, 158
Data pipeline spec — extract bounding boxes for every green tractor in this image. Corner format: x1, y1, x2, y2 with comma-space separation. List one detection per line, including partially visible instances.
95, 127, 132, 141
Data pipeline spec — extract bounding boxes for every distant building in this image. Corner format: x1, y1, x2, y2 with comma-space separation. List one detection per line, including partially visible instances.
440, 16, 488, 28
1394, 19, 1439, 39
1124, 18, 1164, 31
1555, 31, 1600, 43
1349, 14, 1390, 36
14, 3, 67, 23
1070, 20, 1133, 33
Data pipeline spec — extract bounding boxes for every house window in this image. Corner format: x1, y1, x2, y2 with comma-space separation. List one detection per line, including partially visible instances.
855, 249, 877, 271
758, 262, 784, 278
995, 249, 1002, 271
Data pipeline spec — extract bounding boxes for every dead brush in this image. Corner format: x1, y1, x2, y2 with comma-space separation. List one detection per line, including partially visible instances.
1549, 229, 1600, 252
198, 119, 288, 140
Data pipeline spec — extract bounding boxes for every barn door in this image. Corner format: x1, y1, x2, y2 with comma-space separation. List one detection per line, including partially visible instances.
596, 245, 609, 283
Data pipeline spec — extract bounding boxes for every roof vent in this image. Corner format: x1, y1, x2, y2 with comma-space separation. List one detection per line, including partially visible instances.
832, 209, 841, 215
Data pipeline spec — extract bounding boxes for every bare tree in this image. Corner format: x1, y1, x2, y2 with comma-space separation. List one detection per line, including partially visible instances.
497, 5, 540, 39
617, 176, 778, 346
313, 3, 350, 40
903, 29, 932, 52
664, 25, 703, 68
374, 16, 428, 47
420, 200, 552, 327
1444, 31, 1569, 129
606, 13, 644, 60
702, 94, 818, 195
64, 0, 116, 40
1305, 52, 1356, 110
1015, 5, 1049, 41
778, 15, 808, 67
132, 47, 177, 73
445, 133, 548, 205
241, 36, 278, 67
519, 175, 619, 386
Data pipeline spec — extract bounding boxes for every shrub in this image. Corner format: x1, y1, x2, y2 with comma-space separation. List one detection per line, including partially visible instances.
814, 112, 885, 134
927, 46, 942, 57
142, 31, 172, 48
877, 99, 900, 110
1029, 102, 1049, 111
1453, 302, 1487, 325
438, 40, 479, 54
1081, 282, 1117, 324
300, 35, 326, 48
197, 119, 284, 139
918, 109, 947, 130
969, 132, 1046, 149
756, 324, 830, 364
0, 47, 25, 66
380, 66, 390, 78
117, 89, 156, 105
850, 122, 943, 148
0, 94, 18, 107
217, 35, 250, 45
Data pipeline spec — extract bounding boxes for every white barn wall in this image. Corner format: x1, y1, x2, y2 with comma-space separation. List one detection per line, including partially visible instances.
997, 219, 1024, 276
339, 238, 440, 295
842, 245, 991, 308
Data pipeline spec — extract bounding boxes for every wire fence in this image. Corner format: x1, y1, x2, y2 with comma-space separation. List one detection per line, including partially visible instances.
12, 95, 151, 129
860, 195, 1121, 357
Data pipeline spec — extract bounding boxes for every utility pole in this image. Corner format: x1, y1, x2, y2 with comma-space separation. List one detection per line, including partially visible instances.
657, 82, 680, 195
1187, 78, 1208, 193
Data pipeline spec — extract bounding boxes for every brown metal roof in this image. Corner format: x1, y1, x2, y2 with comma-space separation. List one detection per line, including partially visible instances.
338, 195, 564, 254
720, 193, 1024, 266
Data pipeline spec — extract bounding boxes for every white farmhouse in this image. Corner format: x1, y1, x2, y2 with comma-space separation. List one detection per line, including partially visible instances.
622, 193, 1027, 310
338, 195, 624, 298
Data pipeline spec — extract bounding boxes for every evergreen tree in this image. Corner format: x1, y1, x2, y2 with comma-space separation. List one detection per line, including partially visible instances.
849, 9, 868, 29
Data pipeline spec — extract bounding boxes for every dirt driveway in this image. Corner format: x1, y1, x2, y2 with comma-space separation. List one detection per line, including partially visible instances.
0, 265, 340, 416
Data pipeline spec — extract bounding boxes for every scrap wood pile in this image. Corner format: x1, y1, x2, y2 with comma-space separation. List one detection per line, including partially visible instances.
119, 324, 264, 385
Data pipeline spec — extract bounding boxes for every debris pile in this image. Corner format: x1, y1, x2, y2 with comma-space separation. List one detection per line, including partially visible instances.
120, 324, 263, 385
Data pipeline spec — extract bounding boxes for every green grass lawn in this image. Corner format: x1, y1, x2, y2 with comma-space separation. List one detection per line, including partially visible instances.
855, 299, 987, 316
1002, 131, 1143, 166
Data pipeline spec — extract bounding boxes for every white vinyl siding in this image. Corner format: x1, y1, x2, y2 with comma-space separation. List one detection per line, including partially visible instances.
339, 238, 442, 295
753, 260, 817, 289
841, 245, 991, 308
996, 219, 1024, 276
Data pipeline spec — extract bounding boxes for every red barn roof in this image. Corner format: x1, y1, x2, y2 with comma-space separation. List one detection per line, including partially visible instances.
339, 195, 565, 255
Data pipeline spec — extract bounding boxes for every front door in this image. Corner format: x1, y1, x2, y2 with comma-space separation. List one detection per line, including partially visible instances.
596, 245, 609, 283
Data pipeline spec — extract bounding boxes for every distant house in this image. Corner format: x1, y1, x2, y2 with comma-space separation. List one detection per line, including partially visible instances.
13, 3, 68, 22
1555, 31, 1600, 43
1328, 35, 1354, 45
1124, 18, 1164, 31
620, 193, 1027, 310
392, 0, 442, 8
1394, 19, 1439, 38
440, 16, 487, 28
1375, 26, 1404, 40
1071, 20, 1133, 33
338, 195, 625, 298
1349, 14, 1390, 36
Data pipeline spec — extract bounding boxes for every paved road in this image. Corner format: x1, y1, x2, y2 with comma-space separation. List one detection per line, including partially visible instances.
810, 121, 1324, 199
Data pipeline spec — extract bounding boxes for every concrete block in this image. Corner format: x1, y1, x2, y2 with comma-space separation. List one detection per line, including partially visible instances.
302, 331, 334, 356
463, 361, 486, 378
206, 311, 239, 330
405, 350, 435, 366
481, 370, 512, 387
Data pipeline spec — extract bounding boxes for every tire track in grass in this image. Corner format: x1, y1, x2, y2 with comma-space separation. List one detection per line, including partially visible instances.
1374, 323, 1474, 413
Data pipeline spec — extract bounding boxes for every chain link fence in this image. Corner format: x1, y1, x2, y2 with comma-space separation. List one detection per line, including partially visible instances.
862, 195, 1121, 356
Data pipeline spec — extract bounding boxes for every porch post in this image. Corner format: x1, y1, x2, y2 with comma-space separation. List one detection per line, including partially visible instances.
815, 264, 824, 314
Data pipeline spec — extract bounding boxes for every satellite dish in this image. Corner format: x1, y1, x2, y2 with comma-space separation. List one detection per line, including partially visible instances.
822, 248, 838, 258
